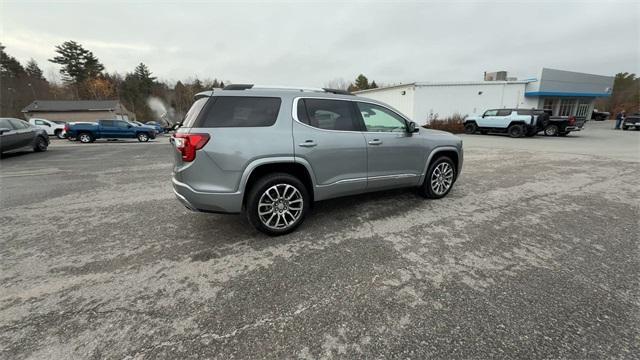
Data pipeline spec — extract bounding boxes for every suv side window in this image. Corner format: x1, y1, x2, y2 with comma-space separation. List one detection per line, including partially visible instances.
297, 98, 360, 131
199, 96, 281, 127
357, 102, 406, 132
496, 109, 512, 116
483, 110, 498, 117
9, 119, 29, 129
0, 119, 14, 129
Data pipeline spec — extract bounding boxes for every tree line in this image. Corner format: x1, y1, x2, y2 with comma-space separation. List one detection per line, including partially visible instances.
1, 41, 227, 123
595, 72, 640, 116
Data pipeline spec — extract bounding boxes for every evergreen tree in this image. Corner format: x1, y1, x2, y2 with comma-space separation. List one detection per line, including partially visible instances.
370, 80, 378, 89
25, 59, 44, 80
354, 74, 370, 90
133, 62, 155, 95
0, 43, 25, 77
49, 41, 104, 83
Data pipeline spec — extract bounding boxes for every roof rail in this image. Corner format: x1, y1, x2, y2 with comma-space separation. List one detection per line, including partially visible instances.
222, 84, 353, 95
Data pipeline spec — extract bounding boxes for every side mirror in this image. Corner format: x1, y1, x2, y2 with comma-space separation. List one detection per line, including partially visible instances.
0, 128, 12, 135
407, 121, 419, 133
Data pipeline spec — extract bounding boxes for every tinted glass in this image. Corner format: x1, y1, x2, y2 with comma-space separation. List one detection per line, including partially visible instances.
116, 121, 130, 128
357, 102, 406, 132
484, 110, 498, 116
517, 109, 533, 115
9, 119, 30, 129
101, 120, 115, 127
299, 99, 359, 131
496, 109, 512, 116
296, 99, 310, 124
199, 97, 281, 128
0, 119, 13, 129
182, 98, 208, 128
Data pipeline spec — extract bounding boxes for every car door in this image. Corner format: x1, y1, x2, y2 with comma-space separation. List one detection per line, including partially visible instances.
495, 109, 512, 128
356, 101, 424, 190
115, 121, 134, 138
479, 109, 499, 127
99, 120, 117, 138
8, 119, 36, 148
292, 98, 367, 201
0, 118, 20, 152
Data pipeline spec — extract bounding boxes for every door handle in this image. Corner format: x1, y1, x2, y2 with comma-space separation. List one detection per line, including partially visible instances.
368, 139, 382, 145
299, 140, 317, 147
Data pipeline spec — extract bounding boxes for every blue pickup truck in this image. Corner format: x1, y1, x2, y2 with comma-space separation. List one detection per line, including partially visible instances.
66, 119, 157, 143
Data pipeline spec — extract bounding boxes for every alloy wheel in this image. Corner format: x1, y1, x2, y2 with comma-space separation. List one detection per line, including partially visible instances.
430, 162, 454, 195
258, 184, 304, 230
79, 134, 91, 143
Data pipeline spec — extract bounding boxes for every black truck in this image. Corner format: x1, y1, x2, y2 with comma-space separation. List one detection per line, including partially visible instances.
526, 109, 586, 137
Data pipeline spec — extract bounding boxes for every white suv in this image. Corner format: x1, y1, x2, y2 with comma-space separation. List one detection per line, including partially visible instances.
463, 109, 540, 138
28, 118, 66, 139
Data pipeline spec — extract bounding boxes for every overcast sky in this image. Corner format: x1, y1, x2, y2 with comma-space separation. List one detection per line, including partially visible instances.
2, 0, 638, 86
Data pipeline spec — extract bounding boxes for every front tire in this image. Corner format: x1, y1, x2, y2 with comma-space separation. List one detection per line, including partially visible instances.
246, 173, 310, 236
33, 136, 48, 152
419, 156, 456, 199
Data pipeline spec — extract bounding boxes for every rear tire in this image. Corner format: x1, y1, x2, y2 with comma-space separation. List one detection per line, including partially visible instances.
544, 125, 559, 136
419, 156, 456, 199
508, 124, 524, 138
464, 122, 477, 134
54, 129, 65, 139
33, 136, 48, 152
622, 125, 629, 130
246, 173, 310, 236
78, 132, 94, 143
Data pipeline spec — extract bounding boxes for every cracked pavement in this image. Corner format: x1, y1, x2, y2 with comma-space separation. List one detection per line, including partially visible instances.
1, 122, 639, 359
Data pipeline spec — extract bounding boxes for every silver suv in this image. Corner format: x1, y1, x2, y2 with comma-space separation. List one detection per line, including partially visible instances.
171, 85, 463, 235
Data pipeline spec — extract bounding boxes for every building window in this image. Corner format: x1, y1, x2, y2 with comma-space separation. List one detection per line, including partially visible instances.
576, 99, 591, 118
543, 98, 554, 112
559, 99, 575, 116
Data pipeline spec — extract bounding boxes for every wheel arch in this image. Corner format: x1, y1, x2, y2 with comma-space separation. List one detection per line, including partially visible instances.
419, 146, 461, 185
241, 158, 316, 208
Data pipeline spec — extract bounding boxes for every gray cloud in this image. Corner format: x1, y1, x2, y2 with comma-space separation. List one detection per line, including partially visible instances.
3, 0, 638, 86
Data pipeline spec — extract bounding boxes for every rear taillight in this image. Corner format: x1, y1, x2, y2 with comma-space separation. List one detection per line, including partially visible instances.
568, 116, 576, 126
172, 133, 210, 162
64, 124, 69, 132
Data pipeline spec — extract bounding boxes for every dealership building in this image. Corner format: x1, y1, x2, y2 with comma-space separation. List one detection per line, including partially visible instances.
355, 68, 614, 125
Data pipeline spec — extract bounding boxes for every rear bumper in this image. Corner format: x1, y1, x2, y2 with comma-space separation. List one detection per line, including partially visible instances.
172, 177, 243, 214
565, 126, 582, 131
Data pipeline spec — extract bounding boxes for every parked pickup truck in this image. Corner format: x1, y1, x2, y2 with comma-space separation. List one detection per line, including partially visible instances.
535, 110, 586, 136
65, 119, 157, 143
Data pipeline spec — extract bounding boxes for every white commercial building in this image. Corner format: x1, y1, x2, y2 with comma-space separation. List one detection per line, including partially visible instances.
355, 68, 614, 125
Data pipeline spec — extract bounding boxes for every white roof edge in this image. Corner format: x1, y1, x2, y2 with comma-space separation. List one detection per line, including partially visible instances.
354, 83, 416, 94
355, 80, 534, 93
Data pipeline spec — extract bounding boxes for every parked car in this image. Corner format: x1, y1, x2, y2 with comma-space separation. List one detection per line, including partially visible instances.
0, 118, 49, 154
171, 85, 463, 235
133, 120, 163, 135
592, 109, 610, 121
65, 119, 157, 143
28, 118, 66, 139
143, 121, 165, 134
463, 108, 539, 137
622, 113, 640, 130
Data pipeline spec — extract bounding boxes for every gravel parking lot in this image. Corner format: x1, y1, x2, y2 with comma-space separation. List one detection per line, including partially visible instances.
1, 121, 638, 359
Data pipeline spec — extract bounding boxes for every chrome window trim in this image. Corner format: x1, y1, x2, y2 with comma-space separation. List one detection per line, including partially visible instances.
291, 96, 411, 134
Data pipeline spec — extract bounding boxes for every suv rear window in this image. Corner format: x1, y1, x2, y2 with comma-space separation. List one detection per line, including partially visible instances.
198, 96, 281, 128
